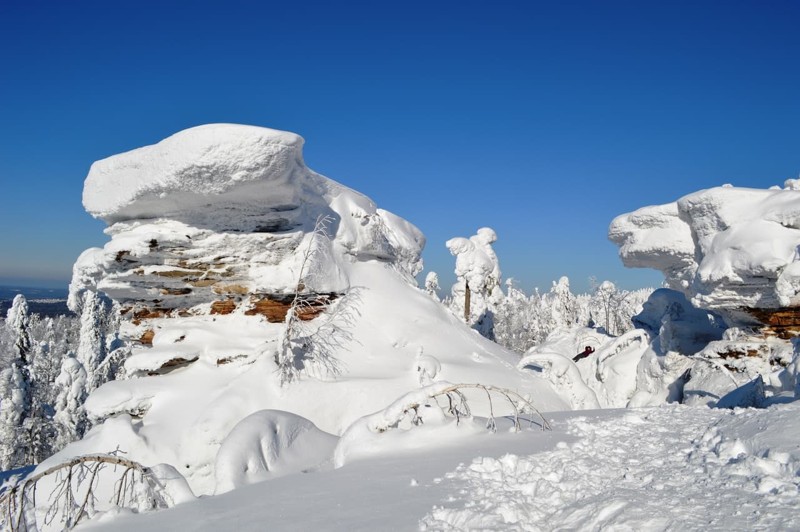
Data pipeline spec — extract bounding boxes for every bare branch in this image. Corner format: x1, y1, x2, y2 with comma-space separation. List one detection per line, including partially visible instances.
0, 454, 171, 531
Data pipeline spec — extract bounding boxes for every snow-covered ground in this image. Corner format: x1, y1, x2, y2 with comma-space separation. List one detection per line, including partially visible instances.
85, 404, 800, 531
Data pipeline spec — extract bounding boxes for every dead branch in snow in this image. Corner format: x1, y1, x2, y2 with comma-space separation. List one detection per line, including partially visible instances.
0, 454, 168, 531
375, 383, 551, 434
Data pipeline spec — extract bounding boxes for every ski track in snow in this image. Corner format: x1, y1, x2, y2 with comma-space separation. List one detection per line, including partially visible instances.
421, 405, 800, 531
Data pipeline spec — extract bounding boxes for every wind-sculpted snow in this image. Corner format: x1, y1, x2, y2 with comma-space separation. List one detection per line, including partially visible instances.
517, 352, 600, 410
609, 182, 800, 311
84, 125, 307, 225
421, 404, 800, 531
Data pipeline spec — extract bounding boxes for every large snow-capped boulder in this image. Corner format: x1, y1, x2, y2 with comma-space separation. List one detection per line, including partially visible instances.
610, 183, 800, 332
70, 124, 425, 314
50, 124, 569, 497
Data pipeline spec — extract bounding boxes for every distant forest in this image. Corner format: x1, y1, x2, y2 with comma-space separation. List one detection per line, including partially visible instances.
0, 286, 71, 317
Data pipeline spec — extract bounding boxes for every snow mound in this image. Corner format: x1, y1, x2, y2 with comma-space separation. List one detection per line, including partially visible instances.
609, 184, 800, 310
518, 327, 657, 408
214, 410, 336, 494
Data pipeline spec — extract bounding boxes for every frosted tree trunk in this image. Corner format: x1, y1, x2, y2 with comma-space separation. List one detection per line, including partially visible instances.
464, 282, 471, 322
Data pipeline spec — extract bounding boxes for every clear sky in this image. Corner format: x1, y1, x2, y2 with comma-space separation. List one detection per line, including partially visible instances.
1, 1, 798, 293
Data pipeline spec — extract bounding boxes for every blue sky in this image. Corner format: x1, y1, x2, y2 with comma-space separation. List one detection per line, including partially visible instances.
1, 1, 798, 292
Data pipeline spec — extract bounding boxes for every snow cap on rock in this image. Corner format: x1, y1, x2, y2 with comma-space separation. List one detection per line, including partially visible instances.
84, 124, 310, 224
609, 185, 800, 309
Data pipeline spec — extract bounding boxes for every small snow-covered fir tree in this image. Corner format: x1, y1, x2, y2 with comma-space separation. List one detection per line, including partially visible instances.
6, 294, 32, 364
0, 364, 31, 469
53, 352, 89, 449
547, 276, 577, 331
424, 272, 441, 301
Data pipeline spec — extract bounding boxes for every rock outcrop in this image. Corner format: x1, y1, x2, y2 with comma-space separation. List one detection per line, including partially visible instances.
50, 124, 568, 496
609, 182, 800, 337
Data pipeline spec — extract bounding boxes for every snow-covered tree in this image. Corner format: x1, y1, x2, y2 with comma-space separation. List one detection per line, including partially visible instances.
6, 294, 32, 364
491, 277, 653, 354
424, 272, 441, 301
77, 290, 109, 391
446, 228, 504, 339
0, 295, 34, 468
0, 364, 31, 469
0, 293, 117, 464
53, 352, 89, 448
547, 276, 577, 331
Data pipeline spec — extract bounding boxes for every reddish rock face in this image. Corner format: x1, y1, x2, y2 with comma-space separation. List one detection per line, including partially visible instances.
210, 300, 237, 315
745, 307, 800, 339
244, 294, 335, 323
139, 329, 155, 345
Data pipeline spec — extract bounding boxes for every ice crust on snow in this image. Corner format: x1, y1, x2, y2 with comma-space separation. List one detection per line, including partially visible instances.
609, 184, 800, 310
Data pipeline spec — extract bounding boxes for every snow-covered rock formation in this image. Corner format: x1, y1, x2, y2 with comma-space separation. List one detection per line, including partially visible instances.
46, 124, 568, 497
605, 182, 800, 408
609, 182, 800, 335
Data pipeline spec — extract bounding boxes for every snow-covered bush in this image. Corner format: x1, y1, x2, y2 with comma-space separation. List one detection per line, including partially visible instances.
334, 382, 550, 468
214, 410, 336, 494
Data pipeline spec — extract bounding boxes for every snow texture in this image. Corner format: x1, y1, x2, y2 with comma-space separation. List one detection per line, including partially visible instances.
82, 405, 800, 531
422, 404, 800, 531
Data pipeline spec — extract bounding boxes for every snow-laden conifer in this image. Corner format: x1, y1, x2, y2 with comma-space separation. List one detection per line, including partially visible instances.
53, 352, 88, 448
76, 291, 108, 391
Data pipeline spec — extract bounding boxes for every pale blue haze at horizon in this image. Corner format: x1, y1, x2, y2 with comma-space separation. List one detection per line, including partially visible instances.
1, 1, 798, 292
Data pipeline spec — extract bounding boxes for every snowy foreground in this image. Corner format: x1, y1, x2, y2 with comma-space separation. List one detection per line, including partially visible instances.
87, 403, 800, 531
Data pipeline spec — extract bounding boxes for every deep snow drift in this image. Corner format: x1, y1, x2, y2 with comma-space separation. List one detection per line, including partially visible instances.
47, 124, 568, 501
